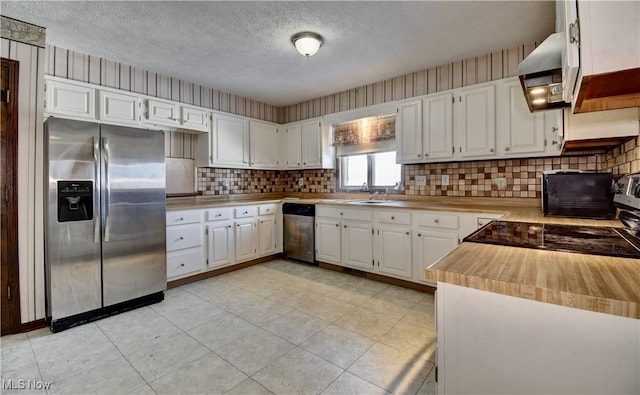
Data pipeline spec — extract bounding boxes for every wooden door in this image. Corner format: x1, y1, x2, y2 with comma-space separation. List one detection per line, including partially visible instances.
1, 58, 20, 335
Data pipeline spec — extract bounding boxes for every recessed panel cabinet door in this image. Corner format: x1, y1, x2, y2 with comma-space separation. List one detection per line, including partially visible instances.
341, 220, 373, 271
456, 85, 496, 158
423, 93, 454, 160
98, 90, 140, 126
414, 230, 458, 285
181, 106, 209, 132
377, 226, 413, 280
258, 216, 277, 256
207, 221, 234, 269
234, 218, 256, 263
286, 123, 303, 168
397, 99, 423, 163
301, 119, 322, 168
249, 120, 278, 168
501, 80, 545, 155
212, 113, 250, 168
46, 79, 95, 120
315, 218, 341, 264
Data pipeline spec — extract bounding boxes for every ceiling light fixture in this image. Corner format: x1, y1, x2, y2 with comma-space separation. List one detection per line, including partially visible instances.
291, 32, 324, 57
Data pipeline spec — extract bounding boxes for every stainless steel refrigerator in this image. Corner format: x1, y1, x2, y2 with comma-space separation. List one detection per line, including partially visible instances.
45, 118, 166, 332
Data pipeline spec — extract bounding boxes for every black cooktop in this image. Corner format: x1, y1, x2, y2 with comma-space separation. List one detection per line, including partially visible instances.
464, 221, 640, 259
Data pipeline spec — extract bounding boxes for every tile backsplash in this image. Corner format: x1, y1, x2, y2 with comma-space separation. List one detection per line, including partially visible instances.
601, 136, 640, 175
197, 168, 336, 195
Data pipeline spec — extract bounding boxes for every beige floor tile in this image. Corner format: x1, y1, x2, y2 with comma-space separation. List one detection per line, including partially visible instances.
151, 289, 226, 331
321, 371, 391, 395
126, 384, 158, 395
1, 339, 41, 382
348, 343, 434, 395
296, 296, 356, 323
188, 312, 260, 351
378, 319, 437, 361
29, 324, 121, 383
416, 365, 437, 395
334, 307, 399, 340
233, 299, 294, 326
401, 303, 436, 331
375, 285, 427, 308
328, 286, 377, 306
215, 328, 295, 376
359, 297, 410, 321
150, 353, 247, 395
263, 310, 329, 345
267, 287, 322, 310
253, 347, 343, 395
126, 331, 210, 382
225, 378, 274, 395
96, 307, 182, 356
47, 356, 145, 394
300, 325, 374, 369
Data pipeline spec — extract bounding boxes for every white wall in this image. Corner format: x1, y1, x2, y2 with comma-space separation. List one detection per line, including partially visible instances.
1, 38, 46, 323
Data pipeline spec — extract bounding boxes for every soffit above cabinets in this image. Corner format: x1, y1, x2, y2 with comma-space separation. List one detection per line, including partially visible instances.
1, 1, 555, 106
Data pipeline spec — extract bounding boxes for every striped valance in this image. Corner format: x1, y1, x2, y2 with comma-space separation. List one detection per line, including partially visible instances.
332, 114, 395, 146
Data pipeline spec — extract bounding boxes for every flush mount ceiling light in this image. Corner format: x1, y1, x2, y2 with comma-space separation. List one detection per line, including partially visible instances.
291, 32, 324, 57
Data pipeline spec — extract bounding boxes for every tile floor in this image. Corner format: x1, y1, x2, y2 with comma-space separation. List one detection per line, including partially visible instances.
1, 259, 437, 395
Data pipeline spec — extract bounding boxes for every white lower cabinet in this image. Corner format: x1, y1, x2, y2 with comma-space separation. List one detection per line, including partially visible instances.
205, 220, 234, 270
376, 225, 413, 279
235, 218, 257, 263
166, 210, 204, 281
258, 215, 277, 256
341, 220, 374, 271
315, 218, 342, 264
413, 230, 459, 286
167, 248, 203, 279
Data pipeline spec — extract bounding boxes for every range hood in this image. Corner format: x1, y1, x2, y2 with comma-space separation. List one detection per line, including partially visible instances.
518, 33, 571, 113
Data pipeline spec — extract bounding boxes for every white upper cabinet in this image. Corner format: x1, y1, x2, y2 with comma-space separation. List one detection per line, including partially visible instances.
285, 123, 303, 168
144, 98, 180, 128
455, 84, 496, 158
97, 90, 140, 127
396, 99, 423, 163
181, 106, 209, 132
249, 120, 278, 169
45, 77, 95, 121
423, 93, 454, 160
497, 79, 546, 156
210, 112, 250, 168
283, 117, 331, 169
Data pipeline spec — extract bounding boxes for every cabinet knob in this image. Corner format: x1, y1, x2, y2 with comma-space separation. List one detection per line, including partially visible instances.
406, 231, 410, 235
340, 212, 343, 216
425, 153, 429, 157
490, 148, 495, 153
418, 233, 422, 237
343, 225, 347, 228
179, 217, 184, 221
179, 236, 184, 240
391, 216, 395, 220
297, 163, 301, 165
434, 219, 439, 224
552, 126, 558, 133
505, 147, 510, 152
335, 223, 339, 227
417, 154, 421, 158
216, 213, 221, 217
180, 263, 185, 267
243, 211, 248, 214
303, 162, 306, 165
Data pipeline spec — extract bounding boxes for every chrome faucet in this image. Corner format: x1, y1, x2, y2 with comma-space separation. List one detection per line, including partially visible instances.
369, 191, 380, 200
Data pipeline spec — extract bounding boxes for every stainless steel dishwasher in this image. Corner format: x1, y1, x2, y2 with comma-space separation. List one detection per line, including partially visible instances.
283, 203, 316, 264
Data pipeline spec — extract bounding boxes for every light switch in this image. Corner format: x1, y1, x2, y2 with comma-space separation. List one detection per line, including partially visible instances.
416, 175, 427, 186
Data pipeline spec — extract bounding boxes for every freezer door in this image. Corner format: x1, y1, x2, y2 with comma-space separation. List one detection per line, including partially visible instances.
46, 118, 102, 320
100, 125, 166, 307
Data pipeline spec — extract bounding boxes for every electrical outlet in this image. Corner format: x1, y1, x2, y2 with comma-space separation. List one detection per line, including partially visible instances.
298, 177, 304, 186
415, 175, 427, 186
495, 177, 507, 190
441, 174, 450, 186
223, 178, 230, 187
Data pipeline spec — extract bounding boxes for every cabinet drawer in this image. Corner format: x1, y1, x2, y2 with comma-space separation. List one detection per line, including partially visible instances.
167, 210, 201, 225
258, 203, 278, 216
415, 212, 459, 229
167, 247, 202, 278
205, 207, 231, 221
166, 223, 202, 251
317, 206, 372, 221
235, 206, 257, 218
377, 210, 411, 225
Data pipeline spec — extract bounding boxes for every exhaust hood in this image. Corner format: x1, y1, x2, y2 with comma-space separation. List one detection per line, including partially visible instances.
518, 33, 571, 113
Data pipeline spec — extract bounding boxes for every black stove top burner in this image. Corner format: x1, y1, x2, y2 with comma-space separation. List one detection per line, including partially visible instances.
464, 221, 640, 259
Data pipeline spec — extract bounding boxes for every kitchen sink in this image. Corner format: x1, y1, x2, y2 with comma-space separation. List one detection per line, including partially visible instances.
355, 200, 388, 204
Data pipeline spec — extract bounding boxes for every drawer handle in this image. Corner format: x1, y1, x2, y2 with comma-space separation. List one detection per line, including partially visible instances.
178, 236, 184, 240
228, 225, 232, 228
340, 212, 343, 216
180, 263, 185, 267
391, 216, 395, 220
178, 217, 184, 221
434, 219, 439, 224
243, 211, 248, 215
216, 213, 222, 217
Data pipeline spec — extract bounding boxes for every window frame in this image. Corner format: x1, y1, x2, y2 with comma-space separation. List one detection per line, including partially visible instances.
337, 151, 403, 192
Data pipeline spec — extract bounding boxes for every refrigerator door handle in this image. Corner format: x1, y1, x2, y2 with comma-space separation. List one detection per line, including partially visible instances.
102, 137, 111, 242
93, 136, 100, 243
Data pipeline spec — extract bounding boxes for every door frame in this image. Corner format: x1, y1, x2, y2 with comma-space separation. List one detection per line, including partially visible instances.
1, 58, 21, 335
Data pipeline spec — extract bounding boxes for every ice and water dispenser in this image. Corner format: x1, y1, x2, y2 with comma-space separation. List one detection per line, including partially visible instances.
57, 181, 93, 222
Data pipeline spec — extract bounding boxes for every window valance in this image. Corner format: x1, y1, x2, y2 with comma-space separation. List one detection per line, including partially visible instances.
332, 114, 395, 146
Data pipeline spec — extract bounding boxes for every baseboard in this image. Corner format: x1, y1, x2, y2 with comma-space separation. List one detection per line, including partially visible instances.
167, 254, 283, 288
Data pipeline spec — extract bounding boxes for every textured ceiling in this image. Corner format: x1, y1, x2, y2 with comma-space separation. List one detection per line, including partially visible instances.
1, 1, 555, 106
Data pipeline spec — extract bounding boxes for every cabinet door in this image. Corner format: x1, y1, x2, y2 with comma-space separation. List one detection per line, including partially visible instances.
414, 230, 459, 285
396, 99, 424, 163
341, 220, 373, 271
212, 113, 250, 168
376, 225, 413, 280
234, 218, 256, 262
206, 222, 234, 269
423, 93, 454, 160
500, 80, 545, 155
258, 216, 277, 256
181, 106, 209, 132
98, 90, 140, 126
286, 123, 303, 168
302, 119, 322, 168
249, 120, 278, 169
145, 98, 180, 127
315, 218, 341, 264
45, 78, 95, 120
455, 85, 496, 158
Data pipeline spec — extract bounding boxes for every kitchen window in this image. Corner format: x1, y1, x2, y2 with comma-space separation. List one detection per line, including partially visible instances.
339, 151, 402, 190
